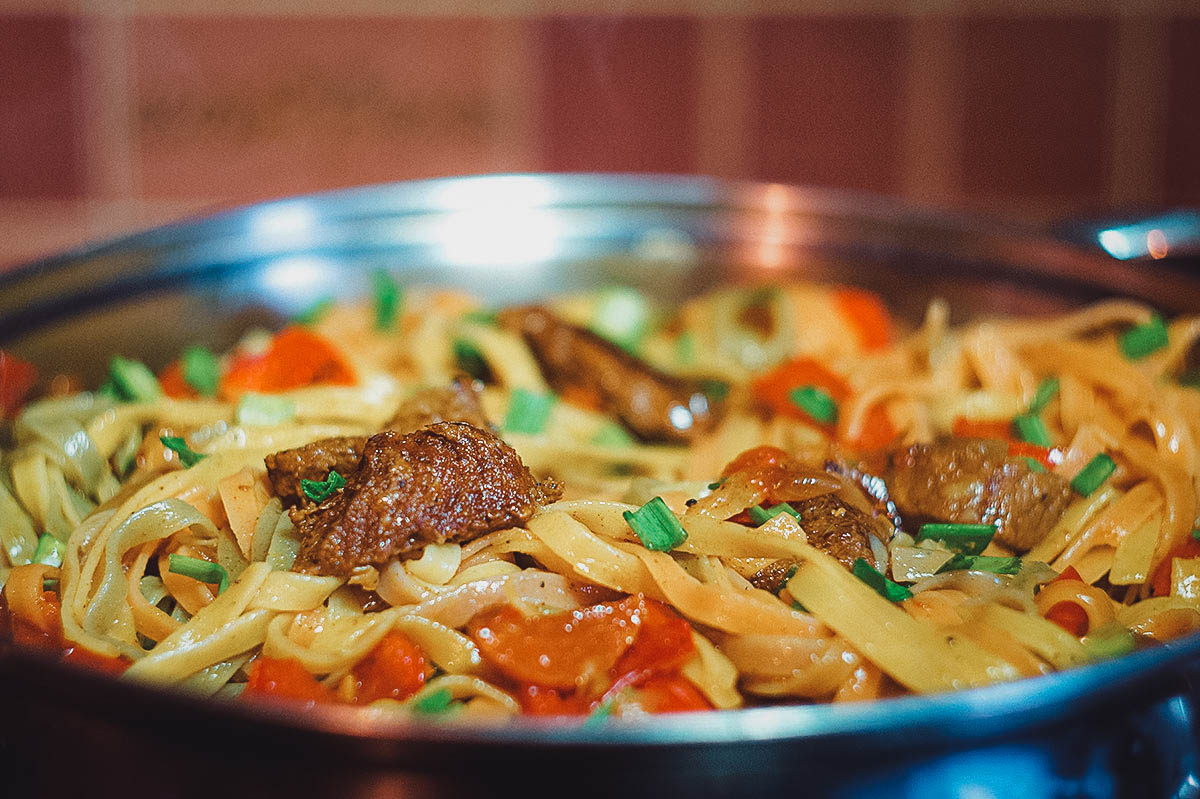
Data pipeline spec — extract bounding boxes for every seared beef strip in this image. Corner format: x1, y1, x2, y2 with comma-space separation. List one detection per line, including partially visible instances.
265, 436, 366, 506
497, 306, 721, 443
888, 438, 1073, 551
265, 378, 491, 508
749, 559, 797, 594
791, 494, 880, 570
293, 422, 562, 576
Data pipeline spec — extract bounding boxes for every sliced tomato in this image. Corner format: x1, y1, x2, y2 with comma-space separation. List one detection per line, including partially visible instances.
0, 350, 37, 417
219, 326, 355, 400
1151, 538, 1200, 597
1043, 601, 1089, 637
468, 595, 643, 690
833, 287, 893, 352
158, 361, 195, 399
610, 599, 695, 689
348, 630, 432, 704
633, 674, 711, 713
517, 683, 591, 716
952, 417, 1013, 441
243, 657, 334, 705
1007, 441, 1059, 471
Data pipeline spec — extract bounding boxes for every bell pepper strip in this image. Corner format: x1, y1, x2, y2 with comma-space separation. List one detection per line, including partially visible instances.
751, 358, 895, 450
608, 599, 695, 692
631, 674, 712, 713
219, 326, 355, 401
832, 287, 893, 352
1040, 565, 1088, 636
951, 417, 1013, 441
1151, 538, 1200, 597
0, 350, 37, 417
1007, 441, 1059, 471
347, 630, 432, 704
242, 657, 335, 705
468, 595, 644, 690
62, 645, 130, 675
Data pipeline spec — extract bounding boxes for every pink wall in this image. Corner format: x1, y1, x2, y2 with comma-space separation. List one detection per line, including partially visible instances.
1, 5, 1197, 267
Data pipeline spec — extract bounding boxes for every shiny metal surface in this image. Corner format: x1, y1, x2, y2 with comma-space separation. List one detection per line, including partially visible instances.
1, 174, 1198, 798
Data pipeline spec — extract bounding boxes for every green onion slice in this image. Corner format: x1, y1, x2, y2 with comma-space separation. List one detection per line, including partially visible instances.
749, 503, 802, 526
168, 553, 229, 594
1023, 457, 1047, 474
301, 470, 346, 503
503, 388, 555, 435
935, 553, 1022, 575
33, 533, 63, 568
623, 496, 689, 552
1192, 528, 1200, 542
1181, 368, 1200, 390
1028, 377, 1060, 414
851, 558, 912, 602
294, 297, 334, 326
591, 287, 651, 353
1013, 414, 1051, 447
372, 269, 402, 331
236, 392, 295, 426
916, 522, 997, 556
699, 379, 730, 402
160, 436, 206, 468
789, 385, 838, 425
453, 339, 490, 382
462, 309, 497, 325
1071, 453, 1117, 496
675, 331, 697, 365
582, 695, 618, 728
109, 356, 162, 403
411, 686, 454, 715
1119, 314, 1168, 360
181, 345, 220, 397
591, 423, 633, 448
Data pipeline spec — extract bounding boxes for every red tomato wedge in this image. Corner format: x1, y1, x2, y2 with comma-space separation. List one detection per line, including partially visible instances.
751, 358, 895, 451
243, 657, 334, 705
0, 350, 37, 417
348, 631, 432, 704
1151, 538, 1200, 597
219, 326, 355, 400
634, 674, 712, 713
517, 684, 592, 716
468, 595, 644, 690
833, 287, 893, 351
609, 599, 695, 690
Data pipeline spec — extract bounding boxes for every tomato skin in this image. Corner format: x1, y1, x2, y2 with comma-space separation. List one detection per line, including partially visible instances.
833, 288, 893, 352
348, 631, 431, 704
158, 361, 195, 399
1151, 539, 1200, 597
517, 684, 591, 716
610, 600, 695, 690
243, 657, 334, 705
0, 350, 37, 417
219, 327, 355, 400
469, 595, 644, 690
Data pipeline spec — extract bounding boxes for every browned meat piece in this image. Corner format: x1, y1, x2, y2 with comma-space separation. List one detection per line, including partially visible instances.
749, 559, 798, 594
293, 422, 562, 576
497, 306, 721, 443
888, 438, 1073, 551
792, 494, 879, 571
265, 435, 366, 506
386, 376, 490, 434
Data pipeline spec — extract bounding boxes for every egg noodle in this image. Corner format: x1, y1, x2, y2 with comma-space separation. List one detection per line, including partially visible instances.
2, 282, 1198, 718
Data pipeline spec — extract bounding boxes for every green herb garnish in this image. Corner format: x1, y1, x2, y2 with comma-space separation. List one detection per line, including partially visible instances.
412, 687, 454, 716
916, 523, 997, 556
168, 553, 229, 594
789, 385, 838, 424
452, 339, 491, 382
109, 356, 161, 402
160, 436, 206, 468
1013, 414, 1051, 447
181, 345, 220, 397
852, 558, 912, 602
1119, 314, 1168, 360
1071, 453, 1117, 497
301, 470, 346, 503
503, 388, 555, 435
623, 496, 689, 552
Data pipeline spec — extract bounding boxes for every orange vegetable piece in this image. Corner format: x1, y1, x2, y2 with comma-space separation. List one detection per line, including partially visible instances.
516, 684, 592, 716
833, 287, 893, 351
219, 326, 355, 401
1151, 538, 1200, 597
468, 595, 644, 690
610, 599, 695, 690
952, 417, 1013, 441
243, 657, 335, 705
633, 674, 712, 713
158, 361, 195, 399
1006, 441, 1058, 471
0, 350, 37, 418
348, 631, 432, 704
1043, 602, 1089, 637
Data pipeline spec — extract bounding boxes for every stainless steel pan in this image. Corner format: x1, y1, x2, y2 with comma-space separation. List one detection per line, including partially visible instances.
2, 175, 1198, 799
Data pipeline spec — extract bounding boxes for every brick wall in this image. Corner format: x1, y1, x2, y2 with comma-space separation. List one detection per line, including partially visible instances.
1, 1, 1197, 267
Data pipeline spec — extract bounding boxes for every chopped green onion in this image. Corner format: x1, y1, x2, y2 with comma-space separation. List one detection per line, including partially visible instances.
301, 470, 346, 503
181, 345, 220, 397
591, 423, 633, 448
503, 388, 555, 435
852, 558, 912, 602
699, 379, 730, 402
412, 686, 454, 716
109, 356, 161, 402
236, 392, 295, 426
935, 553, 1022, 575
294, 297, 334, 326
33, 533, 63, 568
675, 331, 696, 365
452, 339, 491, 382
1119, 314, 1168, 360
749, 503, 802, 526
623, 496, 689, 552
1181, 368, 1200, 389
372, 269, 402, 331
1023, 456, 1047, 474
168, 553, 229, 594
160, 436, 206, 468
1028, 377, 1060, 414
791, 599, 807, 612
1192, 528, 1200, 542
789, 385, 838, 424
462, 309, 497, 325
1071, 453, 1117, 496
591, 287, 651, 353
582, 695, 618, 728
916, 522, 997, 556
1013, 414, 1051, 447
1082, 622, 1136, 660
779, 564, 799, 597
114, 427, 141, 476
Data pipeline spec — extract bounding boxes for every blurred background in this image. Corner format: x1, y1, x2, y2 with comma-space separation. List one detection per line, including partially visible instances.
1, 1, 1197, 268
